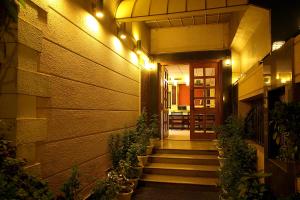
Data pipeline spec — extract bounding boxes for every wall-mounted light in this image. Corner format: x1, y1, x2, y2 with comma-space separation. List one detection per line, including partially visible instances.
223, 56, 232, 67
272, 41, 285, 51
135, 40, 142, 55
118, 23, 127, 40
92, 0, 104, 19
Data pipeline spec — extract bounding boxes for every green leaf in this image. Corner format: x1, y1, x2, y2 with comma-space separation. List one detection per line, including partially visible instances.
17, 0, 26, 8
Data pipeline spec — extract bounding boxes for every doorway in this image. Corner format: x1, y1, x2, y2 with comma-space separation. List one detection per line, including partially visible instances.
159, 60, 221, 141
165, 64, 191, 140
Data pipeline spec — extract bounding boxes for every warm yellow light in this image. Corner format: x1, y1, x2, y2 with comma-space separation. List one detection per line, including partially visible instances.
276, 73, 280, 79
224, 58, 232, 66
136, 49, 142, 55
185, 76, 189, 86
281, 79, 287, 84
95, 11, 104, 18
145, 62, 156, 70
120, 34, 127, 40
130, 52, 138, 65
113, 37, 123, 52
173, 80, 178, 86
85, 15, 99, 34
272, 41, 285, 51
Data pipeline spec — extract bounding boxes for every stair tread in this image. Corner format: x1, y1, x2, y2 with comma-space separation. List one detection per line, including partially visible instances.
158, 148, 217, 151
141, 174, 218, 186
144, 163, 219, 171
150, 153, 218, 160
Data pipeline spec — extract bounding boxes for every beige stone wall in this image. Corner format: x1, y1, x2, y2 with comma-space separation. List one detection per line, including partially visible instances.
150, 23, 229, 54
238, 63, 264, 101
231, 6, 271, 82
1, 0, 141, 194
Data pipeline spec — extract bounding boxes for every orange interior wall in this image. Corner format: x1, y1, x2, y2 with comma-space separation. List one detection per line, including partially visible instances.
178, 84, 190, 105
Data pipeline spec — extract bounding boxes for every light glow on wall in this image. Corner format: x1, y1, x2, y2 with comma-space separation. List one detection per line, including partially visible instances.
85, 15, 100, 34
113, 37, 123, 52
130, 52, 138, 65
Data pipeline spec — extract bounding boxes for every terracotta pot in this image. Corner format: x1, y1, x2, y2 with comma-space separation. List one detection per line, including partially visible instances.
146, 145, 153, 155
137, 155, 148, 167
117, 188, 133, 200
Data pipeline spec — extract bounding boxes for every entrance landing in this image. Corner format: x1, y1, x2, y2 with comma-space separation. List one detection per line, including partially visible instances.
160, 138, 217, 151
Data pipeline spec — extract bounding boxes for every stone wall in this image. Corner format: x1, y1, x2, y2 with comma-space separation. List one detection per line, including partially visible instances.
1, 0, 140, 194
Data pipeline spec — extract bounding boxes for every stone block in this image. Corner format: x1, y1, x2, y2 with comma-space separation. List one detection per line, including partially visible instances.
16, 118, 47, 144
18, 69, 50, 97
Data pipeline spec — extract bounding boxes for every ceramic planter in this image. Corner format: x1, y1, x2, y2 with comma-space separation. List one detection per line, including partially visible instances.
218, 156, 227, 168
117, 188, 133, 200
217, 147, 224, 157
137, 155, 148, 167
146, 145, 154, 155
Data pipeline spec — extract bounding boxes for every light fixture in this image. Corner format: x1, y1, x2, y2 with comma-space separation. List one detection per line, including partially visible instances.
223, 56, 232, 67
135, 40, 142, 55
272, 41, 285, 51
118, 23, 127, 40
92, 0, 104, 19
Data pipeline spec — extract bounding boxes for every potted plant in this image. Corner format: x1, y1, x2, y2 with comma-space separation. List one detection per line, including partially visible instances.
126, 143, 143, 177
215, 116, 244, 167
87, 171, 119, 200
0, 132, 54, 199
118, 160, 139, 190
130, 143, 148, 167
269, 101, 300, 161
109, 134, 123, 169
149, 114, 160, 147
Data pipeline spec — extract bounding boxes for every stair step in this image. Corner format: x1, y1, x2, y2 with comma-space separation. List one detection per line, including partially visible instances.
149, 153, 218, 165
143, 163, 219, 178
155, 148, 218, 155
140, 174, 219, 191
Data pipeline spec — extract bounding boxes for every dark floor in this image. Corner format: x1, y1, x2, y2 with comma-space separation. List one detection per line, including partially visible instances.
132, 186, 219, 200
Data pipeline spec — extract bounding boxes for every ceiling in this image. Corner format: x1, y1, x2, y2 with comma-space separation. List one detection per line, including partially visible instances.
116, 0, 249, 28
166, 64, 189, 80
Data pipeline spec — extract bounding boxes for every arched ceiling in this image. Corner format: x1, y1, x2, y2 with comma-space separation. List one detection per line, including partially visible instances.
116, 0, 249, 28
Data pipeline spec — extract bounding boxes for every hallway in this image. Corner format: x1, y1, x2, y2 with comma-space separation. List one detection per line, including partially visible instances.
133, 139, 219, 200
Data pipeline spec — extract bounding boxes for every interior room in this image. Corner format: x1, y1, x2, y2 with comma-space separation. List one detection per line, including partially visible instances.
166, 64, 190, 140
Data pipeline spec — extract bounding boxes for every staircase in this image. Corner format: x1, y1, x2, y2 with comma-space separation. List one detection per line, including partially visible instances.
140, 145, 219, 191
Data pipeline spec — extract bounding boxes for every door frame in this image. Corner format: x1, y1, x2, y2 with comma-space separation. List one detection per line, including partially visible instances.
158, 59, 223, 140
157, 63, 169, 140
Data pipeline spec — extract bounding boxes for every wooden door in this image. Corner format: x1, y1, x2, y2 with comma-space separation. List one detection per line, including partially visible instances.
158, 64, 169, 139
190, 61, 221, 140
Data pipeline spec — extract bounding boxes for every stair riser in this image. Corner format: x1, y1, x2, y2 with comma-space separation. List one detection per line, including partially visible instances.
155, 149, 218, 155
143, 168, 218, 178
139, 181, 219, 192
149, 157, 219, 165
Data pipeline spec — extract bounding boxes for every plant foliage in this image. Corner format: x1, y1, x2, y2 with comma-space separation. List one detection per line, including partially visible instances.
59, 166, 80, 200
0, 120, 53, 200
269, 101, 300, 160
